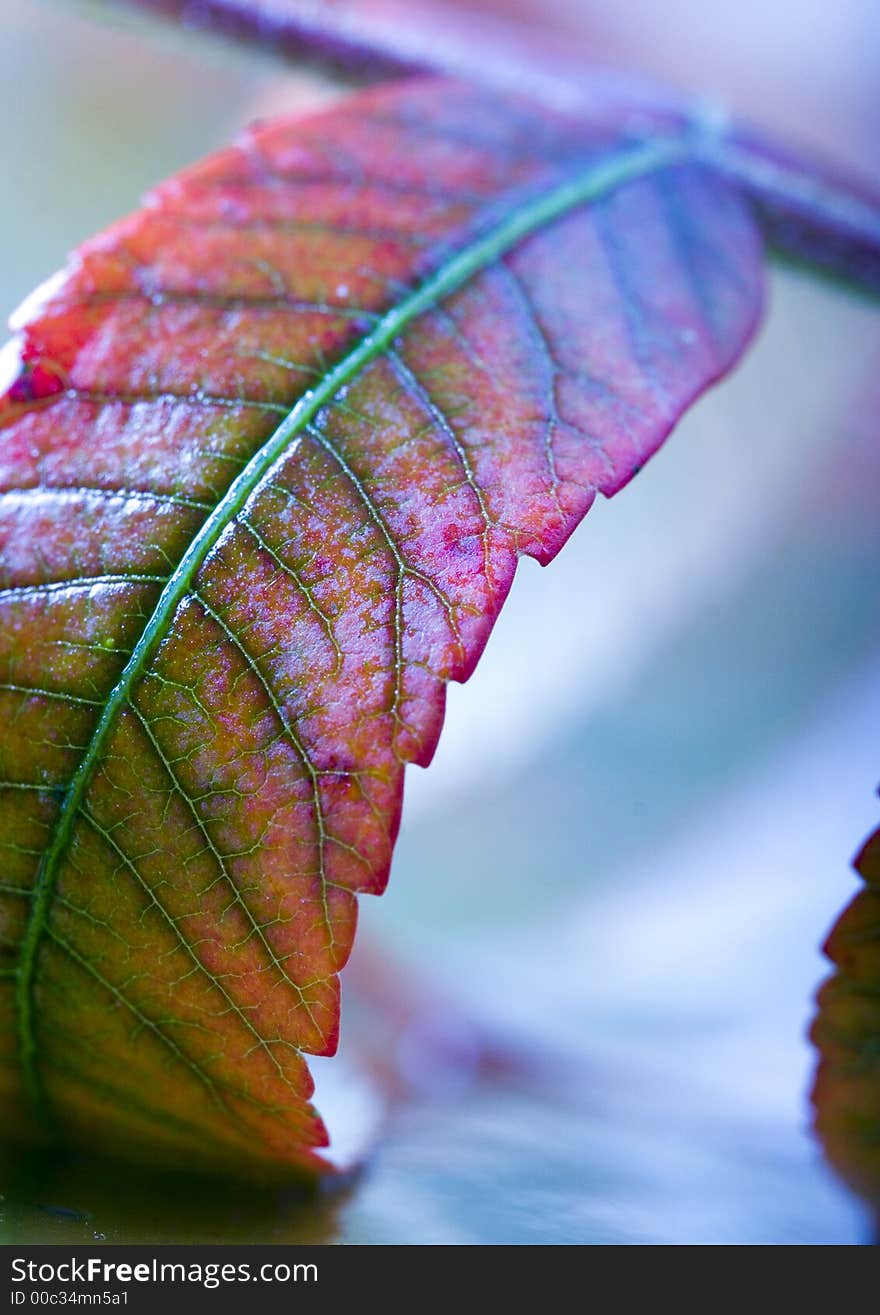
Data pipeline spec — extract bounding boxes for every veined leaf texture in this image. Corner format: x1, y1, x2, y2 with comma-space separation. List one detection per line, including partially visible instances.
3, 75, 875, 1178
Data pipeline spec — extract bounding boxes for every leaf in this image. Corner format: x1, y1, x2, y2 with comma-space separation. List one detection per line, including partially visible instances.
0, 74, 876, 1182
812, 822, 880, 1207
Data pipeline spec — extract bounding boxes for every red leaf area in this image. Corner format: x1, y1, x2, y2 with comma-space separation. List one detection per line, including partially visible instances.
0, 78, 763, 1178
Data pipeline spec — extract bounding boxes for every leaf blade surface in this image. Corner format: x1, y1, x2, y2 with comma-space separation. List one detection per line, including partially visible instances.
0, 78, 766, 1177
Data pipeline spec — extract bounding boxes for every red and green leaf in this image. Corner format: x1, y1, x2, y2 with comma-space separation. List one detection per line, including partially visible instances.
0, 73, 877, 1180
813, 823, 880, 1206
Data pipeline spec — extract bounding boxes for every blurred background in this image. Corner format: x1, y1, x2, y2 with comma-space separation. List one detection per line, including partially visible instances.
2, 0, 880, 1244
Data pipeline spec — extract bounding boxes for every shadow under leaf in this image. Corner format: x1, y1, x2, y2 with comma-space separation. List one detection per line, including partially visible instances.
0, 1144, 350, 1245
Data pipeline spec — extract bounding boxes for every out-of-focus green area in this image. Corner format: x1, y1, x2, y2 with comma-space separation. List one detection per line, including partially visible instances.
2, 0, 880, 1244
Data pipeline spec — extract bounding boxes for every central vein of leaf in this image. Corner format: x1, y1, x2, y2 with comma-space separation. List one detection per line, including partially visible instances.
15, 133, 687, 1121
